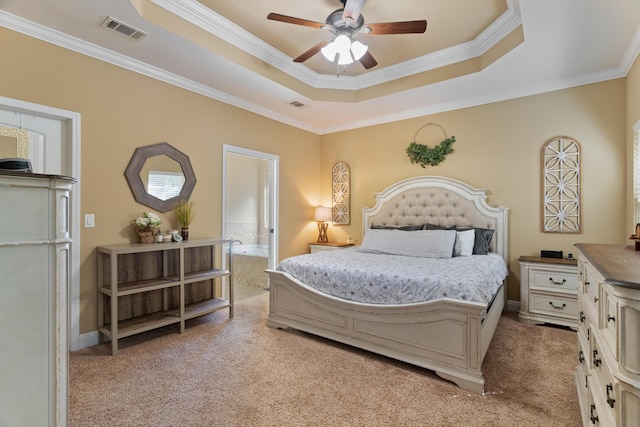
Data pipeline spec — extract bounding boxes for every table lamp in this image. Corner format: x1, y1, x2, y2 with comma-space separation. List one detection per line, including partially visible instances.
314, 206, 332, 243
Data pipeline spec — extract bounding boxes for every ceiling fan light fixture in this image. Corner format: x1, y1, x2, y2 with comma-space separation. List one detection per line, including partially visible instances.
335, 34, 355, 64
323, 34, 359, 65
334, 34, 351, 52
321, 42, 338, 61
337, 52, 354, 65
350, 40, 368, 60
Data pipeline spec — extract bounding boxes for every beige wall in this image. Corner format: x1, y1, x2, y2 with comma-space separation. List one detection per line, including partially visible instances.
319, 80, 627, 301
0, 26, 633, 335
627, 53, 640, 231
0, 28, 321, 334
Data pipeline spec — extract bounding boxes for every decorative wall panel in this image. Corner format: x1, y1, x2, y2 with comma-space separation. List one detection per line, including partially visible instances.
332, 161, 350, 225
542, 136, 581, 233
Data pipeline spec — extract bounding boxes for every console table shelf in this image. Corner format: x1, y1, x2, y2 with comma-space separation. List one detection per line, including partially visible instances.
184, 298, 231, 319
97, 238, 235, 355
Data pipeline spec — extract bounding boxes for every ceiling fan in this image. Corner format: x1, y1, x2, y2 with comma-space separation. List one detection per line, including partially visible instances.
267, 0, 427, 70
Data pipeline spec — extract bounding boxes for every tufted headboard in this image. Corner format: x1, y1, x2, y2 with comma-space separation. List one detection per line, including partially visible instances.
362, 176, 509, 263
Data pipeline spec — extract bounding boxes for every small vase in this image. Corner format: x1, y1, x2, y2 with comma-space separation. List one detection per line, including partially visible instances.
136, 227, 158, 244
180, 227, 189, 241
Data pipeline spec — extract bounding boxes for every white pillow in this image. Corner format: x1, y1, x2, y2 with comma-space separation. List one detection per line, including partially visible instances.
358, 229, 456, 258
454, 229, 475, 257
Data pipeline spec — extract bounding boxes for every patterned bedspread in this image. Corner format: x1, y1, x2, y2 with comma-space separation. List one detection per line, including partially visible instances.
276, 248, 507, 305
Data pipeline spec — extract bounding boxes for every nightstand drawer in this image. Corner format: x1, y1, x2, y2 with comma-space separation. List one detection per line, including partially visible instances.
530, 268, 578, 293
530, 292, 579, 319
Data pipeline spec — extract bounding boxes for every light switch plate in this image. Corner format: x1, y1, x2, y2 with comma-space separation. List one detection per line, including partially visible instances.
84, 214, 95, 228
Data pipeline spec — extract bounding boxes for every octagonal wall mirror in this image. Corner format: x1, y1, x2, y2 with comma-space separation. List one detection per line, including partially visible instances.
125, 142, 196, 212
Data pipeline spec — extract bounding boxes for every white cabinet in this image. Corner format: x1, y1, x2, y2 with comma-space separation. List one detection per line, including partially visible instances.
97, 238, 234, 355
575, 244, 640, 427
0, 172, 75, 426
518, 256, 579, 329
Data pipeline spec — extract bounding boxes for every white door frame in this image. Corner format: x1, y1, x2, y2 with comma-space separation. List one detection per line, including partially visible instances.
0, 96, 82, 350
222, 145, 279, 285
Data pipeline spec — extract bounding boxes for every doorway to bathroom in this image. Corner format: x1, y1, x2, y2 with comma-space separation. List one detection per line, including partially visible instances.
222, 145, 278, 302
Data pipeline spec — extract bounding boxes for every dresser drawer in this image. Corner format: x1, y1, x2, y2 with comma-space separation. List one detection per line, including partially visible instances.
600, 284, 618, 360
619, 382, 640, 427
577, 328, 591, 373
582, 263, 602, 316
529, 292, 578, 319
578, 298, 595, 348
530, 267, 578, 294
590, 333, 617, 420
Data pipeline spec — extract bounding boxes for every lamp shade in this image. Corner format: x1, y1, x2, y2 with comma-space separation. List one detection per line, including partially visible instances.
314, 206, 332, 222
350, 40, 368, 60
321, 42, 338, 62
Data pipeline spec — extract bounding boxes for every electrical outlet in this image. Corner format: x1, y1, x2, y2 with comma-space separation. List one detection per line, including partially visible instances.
84, 214, 95, 228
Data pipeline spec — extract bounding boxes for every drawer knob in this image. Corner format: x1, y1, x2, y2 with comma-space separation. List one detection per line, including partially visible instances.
590, 404, 599, 424
549, 301, 567, 310
606, 384, 615, 408
580, 311, 585, 323
607, 315, 615, 323
549, 277, 567, 285
578, 350, 584, 364
593, 349, 602, 367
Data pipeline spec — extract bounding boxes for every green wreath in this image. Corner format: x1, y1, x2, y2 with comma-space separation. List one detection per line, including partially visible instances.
406, 136, 456, 168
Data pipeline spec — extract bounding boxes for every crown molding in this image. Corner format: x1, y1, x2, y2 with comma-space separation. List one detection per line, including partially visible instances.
319, 65, 629, 135
152, 0, 523, 92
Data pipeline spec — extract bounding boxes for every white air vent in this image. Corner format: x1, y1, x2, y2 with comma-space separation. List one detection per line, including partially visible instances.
100, 17, 148, 40
289, 101, 306, 108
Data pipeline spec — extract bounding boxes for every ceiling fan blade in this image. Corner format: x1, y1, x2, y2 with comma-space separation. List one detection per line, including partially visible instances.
359, 51, 378, 69
267, 13, 325, 29
293, 40, 329, 63
365, 20, 427, 35
342, 0, 366, 22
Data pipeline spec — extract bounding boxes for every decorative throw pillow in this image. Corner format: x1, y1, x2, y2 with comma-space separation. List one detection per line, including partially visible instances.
425, 223, 456, 230
453, 229, 475, 257
370, 224, 424, 231
457, 227, 495, 255
427, 224, 495, 254
473, 228, 495, 255
358, 229, 456, 258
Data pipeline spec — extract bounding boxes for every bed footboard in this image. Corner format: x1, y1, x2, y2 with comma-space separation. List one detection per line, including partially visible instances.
267, 269, 504, 394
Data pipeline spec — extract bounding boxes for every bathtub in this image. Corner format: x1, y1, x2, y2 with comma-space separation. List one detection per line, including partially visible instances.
231, 243, 268, 258
229, 244, 268, 300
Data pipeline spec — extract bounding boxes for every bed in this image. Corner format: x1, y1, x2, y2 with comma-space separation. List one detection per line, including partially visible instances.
266, 176, 509, 394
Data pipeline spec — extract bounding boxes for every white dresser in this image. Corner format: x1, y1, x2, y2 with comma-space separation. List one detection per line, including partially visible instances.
574, 244, 640, 427
0, 172, 75, 426
518, 256, 579, 329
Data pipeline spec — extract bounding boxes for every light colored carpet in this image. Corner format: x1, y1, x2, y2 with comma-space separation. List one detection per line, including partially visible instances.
70, 293, 581, 426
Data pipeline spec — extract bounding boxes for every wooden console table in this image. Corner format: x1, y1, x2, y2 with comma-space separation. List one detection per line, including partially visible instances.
97, 238, 235, 355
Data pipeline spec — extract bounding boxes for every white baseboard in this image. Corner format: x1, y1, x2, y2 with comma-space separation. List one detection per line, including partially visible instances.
70, 330, 99, 351
506, 299, 521, 313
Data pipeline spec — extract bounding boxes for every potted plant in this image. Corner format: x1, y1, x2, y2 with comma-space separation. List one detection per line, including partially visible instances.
131, 212, 161, 243
172, 200, 195, 240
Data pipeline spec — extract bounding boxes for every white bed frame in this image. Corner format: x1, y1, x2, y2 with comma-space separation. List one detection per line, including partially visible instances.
266, 176, 509, 394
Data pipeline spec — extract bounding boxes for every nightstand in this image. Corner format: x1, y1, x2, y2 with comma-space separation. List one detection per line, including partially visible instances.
518, 256, 578, 329
309, 242, 354, 254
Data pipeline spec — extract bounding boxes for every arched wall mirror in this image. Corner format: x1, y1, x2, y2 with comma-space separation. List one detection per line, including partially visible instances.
125, 142, 196, 212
